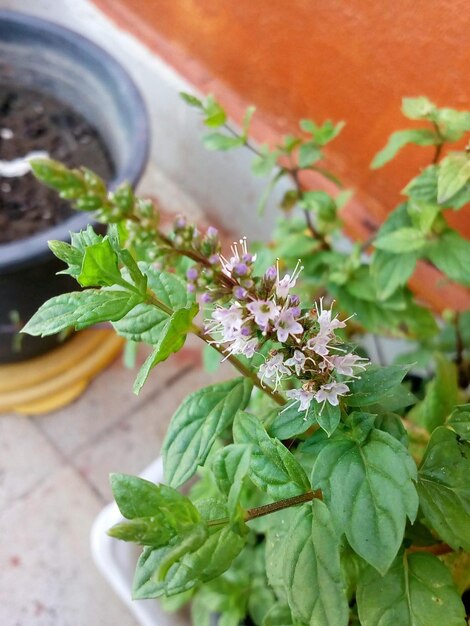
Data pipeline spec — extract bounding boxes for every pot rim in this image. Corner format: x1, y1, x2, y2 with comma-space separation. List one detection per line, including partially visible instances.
0, 9, 149, 273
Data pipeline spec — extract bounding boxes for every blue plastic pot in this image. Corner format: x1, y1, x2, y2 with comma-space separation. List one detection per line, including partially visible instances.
0, 10, 149, 362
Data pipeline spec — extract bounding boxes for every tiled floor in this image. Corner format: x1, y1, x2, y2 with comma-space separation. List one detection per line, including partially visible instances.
0, 332, 233, 626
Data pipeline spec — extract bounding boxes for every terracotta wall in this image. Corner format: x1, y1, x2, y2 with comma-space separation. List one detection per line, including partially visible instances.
94, 0, 470, 238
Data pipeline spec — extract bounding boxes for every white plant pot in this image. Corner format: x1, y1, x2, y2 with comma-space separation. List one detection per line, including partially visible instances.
90, 456, 190, 626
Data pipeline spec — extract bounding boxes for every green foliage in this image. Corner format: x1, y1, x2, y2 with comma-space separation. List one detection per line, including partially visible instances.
371, 129, 437, 169
233, 411, 309, 499
312, 429, 418, 573
417, 426, 470, 551
211, 444, 252, 516
425, 230, 470, 286
345, 364, 410, 407
163, 379, 253, 488
283, 501, 349, 626
357, 552, 466, 626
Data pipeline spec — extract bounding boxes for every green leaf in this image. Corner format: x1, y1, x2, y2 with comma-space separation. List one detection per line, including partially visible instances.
252, 145, 279, 177
371, 249, 418, 300
407, 199, 441, 233
30, 158, 86, 197
403, 166, 438, 203
448, 404, 470, 441
437, 153, 470, 203
202, 344, 221, 373
269, 402, 316, 439
262, 603, 295, 626
425, 229, 470, 286
374, 227, 427, 253
357, 551, 466, 626
163, 379, 253, 488
316, 402, 341, 437
435, 107, 470, 141
179, 92, 203, 108
312, 429, 418, 573
374, 412, 408, 448
298, 142, 321, 168
48, 240, 83, 277
77, 238, 125, 288
371, 129, 437, 169
401, 96, 435, 120
417, 426, 470, 551
345, 364, 410, 407
212, 444, 252, 515
133, 304, 198, 394
133, 517, 246, 598
110, 473, 199, 521
112, 303, 168, 344
22, 289, 141, 336
242, 105, 256, 137
407, 354, 458, 432
233, 411, 309, 499
145, 266, 190, 309
203, 132, 244, 151
283, 501, 349, 626
203, 95, 227, 127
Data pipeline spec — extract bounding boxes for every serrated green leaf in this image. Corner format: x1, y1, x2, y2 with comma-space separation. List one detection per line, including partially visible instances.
283, 501, 349, 626
133, 304, 198, 394
233, 411, 309, 499
371, 129, 437, 169
212, 444, 252, 515
345, 364, 410, 407
357, 551, 465, 626
269, 403, 315, 439
110, 473, 199, 522
77, 238, 126, 288
371, 249, 418, 300
22, 289, 141, 336
133, 517, 246, 598
401, 96, 435, 120
145, 265, 190, 309
407, 354, 458, 432
437, 153, 470, 203
112, 303, 168, 344
203, 132, 244, 151
163, 379, 253, 488
316, 402, 341, 436
425, 229, 470, 286
48, 240, 83, 276
374, 227, 427, 253
30, 157, 86, 196
312, 429, 418, 573
417, 426, 470, 551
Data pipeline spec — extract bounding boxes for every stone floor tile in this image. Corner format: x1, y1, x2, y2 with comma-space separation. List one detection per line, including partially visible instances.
0, 415, 63, 514
0, 466, 139, 626
73, 363, 234, 502
36, 344, 200, 458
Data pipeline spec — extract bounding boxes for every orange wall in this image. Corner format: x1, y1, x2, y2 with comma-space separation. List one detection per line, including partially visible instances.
95, 0, 470, 237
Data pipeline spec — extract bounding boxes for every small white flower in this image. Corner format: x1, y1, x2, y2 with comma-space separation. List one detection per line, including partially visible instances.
208, 303, 244, 341
330, 353, 368, 377
285, 349, 307, 376
275, 259, 303, 300
285, 387, 315, 412
247, 299, 280, 328
314, 381, 349, 406
258, 353, 291, 389
316, 298, 346, 336
306, 332, 331, 357
274, 309, 304, 343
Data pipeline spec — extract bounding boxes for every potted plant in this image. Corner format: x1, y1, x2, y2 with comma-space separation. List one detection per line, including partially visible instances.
23, 94, 470, 625
0, 9, 148, 362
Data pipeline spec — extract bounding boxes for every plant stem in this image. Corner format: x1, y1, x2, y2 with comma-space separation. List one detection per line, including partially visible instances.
207, 490, 318, 528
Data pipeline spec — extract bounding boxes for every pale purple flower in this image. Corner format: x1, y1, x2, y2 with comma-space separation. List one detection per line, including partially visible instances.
229, 335, 258, 359
285, 387, 315, 412
247, 299, 280, 328
330, 353, 368, 377
274, 309, 304, 343
275, 259, 303, 300
285, 349, 307, 376
316, 299, 346, 336
186, 267, 198, 281
258, 353, 290, 389
264, 265, 277, 281
306, 333, 331, 357
206, 226, 218, 238
315, 381, 349, 406
208, 304, 244, 341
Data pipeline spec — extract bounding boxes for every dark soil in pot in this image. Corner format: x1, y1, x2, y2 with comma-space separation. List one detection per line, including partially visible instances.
0, 84, 114, 243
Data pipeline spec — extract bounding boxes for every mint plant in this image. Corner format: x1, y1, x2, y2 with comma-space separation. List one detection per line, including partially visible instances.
22, 94, 470, 625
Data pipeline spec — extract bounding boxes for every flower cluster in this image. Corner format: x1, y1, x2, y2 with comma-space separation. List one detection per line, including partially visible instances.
202, 239, 367, 413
